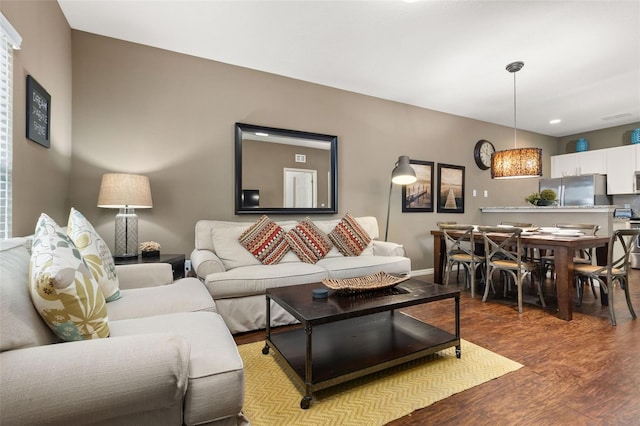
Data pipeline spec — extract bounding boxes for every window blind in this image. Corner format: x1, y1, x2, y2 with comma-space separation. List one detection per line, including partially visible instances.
0, 13, 21, 239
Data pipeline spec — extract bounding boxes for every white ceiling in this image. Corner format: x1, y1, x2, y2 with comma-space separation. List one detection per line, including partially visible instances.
57, 0, 640, 138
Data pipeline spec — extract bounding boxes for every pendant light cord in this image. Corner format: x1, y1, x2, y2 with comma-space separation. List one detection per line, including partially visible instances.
513, 70, 517, 148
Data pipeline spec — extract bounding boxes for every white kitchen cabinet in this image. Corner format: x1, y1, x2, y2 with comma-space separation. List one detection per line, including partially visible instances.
550, 150, 606, 178
605, 145, 637, 194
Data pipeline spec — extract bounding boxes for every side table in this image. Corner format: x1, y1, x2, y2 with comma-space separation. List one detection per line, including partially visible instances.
114, 254, 186, 280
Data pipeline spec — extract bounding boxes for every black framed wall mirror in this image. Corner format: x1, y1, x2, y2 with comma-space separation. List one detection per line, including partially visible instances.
235, 123, 338, 214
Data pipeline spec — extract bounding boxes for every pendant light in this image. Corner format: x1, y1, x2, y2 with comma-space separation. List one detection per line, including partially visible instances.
491, 61, 542, 179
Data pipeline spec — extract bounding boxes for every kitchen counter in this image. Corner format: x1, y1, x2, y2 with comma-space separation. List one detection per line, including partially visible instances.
480, 205, 616, 213
480, 205, 619, 235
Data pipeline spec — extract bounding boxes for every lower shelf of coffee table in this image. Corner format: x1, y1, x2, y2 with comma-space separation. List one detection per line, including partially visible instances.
266, 310, 460, 392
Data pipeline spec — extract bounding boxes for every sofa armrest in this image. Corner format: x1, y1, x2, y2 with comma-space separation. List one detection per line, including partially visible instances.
0, 333, 190, 425
116, 263, 174, 289
191, 249, 225, 279
372, 240, 406, 257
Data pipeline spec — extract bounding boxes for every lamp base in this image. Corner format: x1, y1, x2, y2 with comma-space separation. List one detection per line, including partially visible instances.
114, 208, 138, 258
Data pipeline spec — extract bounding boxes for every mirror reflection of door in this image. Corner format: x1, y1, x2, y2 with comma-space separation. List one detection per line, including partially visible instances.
284, 168, 317, 208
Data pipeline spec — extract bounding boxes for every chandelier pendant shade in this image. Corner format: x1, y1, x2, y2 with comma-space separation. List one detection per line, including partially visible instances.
491, 61, 543, 179
491, 147, 542, 179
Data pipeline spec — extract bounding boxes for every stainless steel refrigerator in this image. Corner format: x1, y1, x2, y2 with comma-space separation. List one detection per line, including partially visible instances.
539, 174, 610, 206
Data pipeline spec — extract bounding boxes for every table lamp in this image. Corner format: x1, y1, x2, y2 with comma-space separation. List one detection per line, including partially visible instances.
97, 173, 153, 258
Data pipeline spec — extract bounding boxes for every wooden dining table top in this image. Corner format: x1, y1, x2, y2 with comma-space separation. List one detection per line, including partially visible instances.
430, 228, 611, 321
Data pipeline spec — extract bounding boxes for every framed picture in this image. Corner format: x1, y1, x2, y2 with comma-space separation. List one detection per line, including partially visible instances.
437, 163, 465, 213
402, 160, 434, 212
26, 75, 51, 148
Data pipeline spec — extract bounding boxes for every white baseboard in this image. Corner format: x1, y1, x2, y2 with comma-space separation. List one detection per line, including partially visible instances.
410, 268, 433, 277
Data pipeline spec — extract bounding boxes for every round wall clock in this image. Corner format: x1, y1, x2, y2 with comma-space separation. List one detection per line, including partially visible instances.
474, 139, 495, 170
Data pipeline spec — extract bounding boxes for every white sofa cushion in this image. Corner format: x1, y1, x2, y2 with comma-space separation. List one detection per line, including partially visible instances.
108, 278, 216, 321
211, 223, 262, 270
317, 255, 411, 279
204, 263, 328, 299
109, 312, 244, 426
0, 238, 59, 351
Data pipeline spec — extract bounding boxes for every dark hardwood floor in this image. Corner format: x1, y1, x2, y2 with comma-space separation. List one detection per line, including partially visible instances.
234, 269, 640, 425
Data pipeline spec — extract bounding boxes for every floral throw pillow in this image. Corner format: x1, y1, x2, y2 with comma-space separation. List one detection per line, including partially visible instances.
285, 218, 333, 264
328, 213, 372, 256
29, 213, 110, 341
67, 208, 121, 302
238, 215, 290, 265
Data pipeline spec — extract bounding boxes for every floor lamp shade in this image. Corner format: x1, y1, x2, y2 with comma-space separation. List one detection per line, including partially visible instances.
98, 174, 153, 258
385, 156, 417, 241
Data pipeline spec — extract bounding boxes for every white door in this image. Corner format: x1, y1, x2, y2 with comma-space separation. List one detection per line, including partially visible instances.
284, 168, 317, 208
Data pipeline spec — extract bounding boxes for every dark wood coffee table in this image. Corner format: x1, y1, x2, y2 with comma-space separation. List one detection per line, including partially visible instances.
262, 278, 461, 409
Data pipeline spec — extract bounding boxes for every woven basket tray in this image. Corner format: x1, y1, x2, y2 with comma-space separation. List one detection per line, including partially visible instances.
322, 272, 410, 294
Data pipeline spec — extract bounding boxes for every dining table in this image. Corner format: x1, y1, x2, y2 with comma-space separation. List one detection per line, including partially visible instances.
431, 229, 611, 321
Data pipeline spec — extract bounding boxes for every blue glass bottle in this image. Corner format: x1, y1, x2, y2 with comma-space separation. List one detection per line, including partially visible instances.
576, 138, 588, 152
631, 128, 640, 144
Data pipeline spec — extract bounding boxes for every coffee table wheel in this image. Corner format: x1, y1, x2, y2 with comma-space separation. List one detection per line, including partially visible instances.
456, 347, 461, 359
262, 345, 269, 355
300, 396, 312, 409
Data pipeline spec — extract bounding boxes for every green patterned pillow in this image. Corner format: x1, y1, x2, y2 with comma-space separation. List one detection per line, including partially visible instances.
29, 213, 110, 341
67, 208, 121, 302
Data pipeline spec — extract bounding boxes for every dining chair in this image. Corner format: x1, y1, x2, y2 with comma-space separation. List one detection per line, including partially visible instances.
540, 223, 601, 303
437, 221, 464, 282
478, 226, 545, 313
574, 228, 639, 325
438, 224, 484, 298
500, 221, 533, 228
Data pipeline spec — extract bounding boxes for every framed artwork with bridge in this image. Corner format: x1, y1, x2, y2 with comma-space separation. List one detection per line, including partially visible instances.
437, 163, 465, 214
402, 159, 434, 213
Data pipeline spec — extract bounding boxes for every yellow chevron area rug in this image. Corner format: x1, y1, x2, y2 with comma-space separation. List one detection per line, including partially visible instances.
238, 339, 523, 425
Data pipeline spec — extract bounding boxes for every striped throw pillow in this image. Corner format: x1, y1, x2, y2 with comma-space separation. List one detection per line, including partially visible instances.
238, 215, 290, 265
329, 213, 372, 256
285, 218, 333, 264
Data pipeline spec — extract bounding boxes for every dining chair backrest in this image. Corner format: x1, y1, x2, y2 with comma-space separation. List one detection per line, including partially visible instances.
555, 223, 600, 235
500, 221, 533, 228
438, 223, 475, 254
607, 229, 640, 273
477, 226, 523, 264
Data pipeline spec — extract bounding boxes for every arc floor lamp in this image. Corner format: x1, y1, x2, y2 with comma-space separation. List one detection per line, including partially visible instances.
385, 155, 417, 241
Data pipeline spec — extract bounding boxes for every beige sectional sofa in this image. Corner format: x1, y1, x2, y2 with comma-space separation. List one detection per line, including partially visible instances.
190, 216, 411, 334
0, 237, 247, 426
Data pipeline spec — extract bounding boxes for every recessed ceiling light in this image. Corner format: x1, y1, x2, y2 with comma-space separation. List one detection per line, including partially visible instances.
255, 132, 269, 137
549, 119, 562, 124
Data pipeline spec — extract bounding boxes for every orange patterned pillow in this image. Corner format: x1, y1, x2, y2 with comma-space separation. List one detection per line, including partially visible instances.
285, 218, 333, 264
329, 213, 372, 256
238, 215, 290, 265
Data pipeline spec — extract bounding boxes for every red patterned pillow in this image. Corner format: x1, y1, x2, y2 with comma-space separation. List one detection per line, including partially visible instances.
329, 213, 372, 256
238, 215, 290, 265
285, 218, 333, 264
